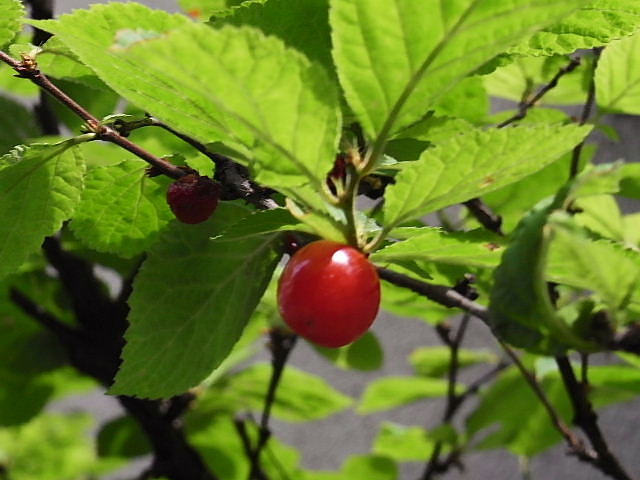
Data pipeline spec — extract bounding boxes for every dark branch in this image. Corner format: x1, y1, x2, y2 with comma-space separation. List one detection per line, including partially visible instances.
0, 50, 187, 179
498, 56, 581, 128
569, 47, 604, 179
10, 241, 217, 480
248, 329, 297, 479
115, 116, 279, 210
25, 0, 59, 135
462, 198, 503, 236
555, 356, 633, 480
376, 267, 490, 323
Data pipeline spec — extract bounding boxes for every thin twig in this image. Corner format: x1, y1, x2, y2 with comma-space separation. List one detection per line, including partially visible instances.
569, 47, 604, 179
0, 50, 187, 179
25, 0, 59, 135
376, 267, 490, 323
500, 344, 597, 462
248, 329, 297, 480
462, 198, 504, 236
555, 355, 633, 480
498, 56, 582, 129
115, 116, 279, 210
421, 315, 471, 480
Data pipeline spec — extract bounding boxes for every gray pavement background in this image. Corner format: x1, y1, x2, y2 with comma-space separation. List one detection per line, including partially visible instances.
47, 1, 640, 479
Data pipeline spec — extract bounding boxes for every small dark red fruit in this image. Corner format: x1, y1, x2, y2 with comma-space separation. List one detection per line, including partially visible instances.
277, 240, 380, 348
166, 174, 220, 224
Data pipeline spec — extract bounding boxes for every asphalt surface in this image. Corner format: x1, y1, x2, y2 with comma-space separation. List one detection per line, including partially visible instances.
47, 2, 640, 479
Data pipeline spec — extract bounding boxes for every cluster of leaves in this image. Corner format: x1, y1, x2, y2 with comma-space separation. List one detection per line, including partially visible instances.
0, 0, 640, 479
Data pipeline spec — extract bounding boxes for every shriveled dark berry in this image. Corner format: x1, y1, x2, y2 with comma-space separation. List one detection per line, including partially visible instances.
166, 174, 221, 224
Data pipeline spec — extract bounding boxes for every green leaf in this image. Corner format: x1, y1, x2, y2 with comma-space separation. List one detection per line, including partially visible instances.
217, 207, 300, 240
0, 413, 118, 480
489, 193, 593, 354
489, 194, 596, 354
330, 0, 587, 140
371, 228, 503, 268
179, 0, 230, 20
70, 160, 173, 258
431, 76, 489, 124
221, 363, 353, 421
358, 376, 455, 414
187, 414, 304, 480
33, 6, 341, 191
547, 214, 640, 318
409, 346, 498, 378
97, 416, 151, 459
110, 203, 282, 398
36, 36, 108, 90
383, 124, 591, 228
574, 194, 624, 241
510, 0, 640, 56
0, 0, 23, 48
483, 55, 589, 105
0, 94, 39, 153
313, 331, 384, 371
0, 140, 85, 280
596, 32, 640, 114
342, 455, 397, 480
620, 163, 640, 199
466, 365, 570, 456
372, 422, 436, 461
212, 0, 333, 72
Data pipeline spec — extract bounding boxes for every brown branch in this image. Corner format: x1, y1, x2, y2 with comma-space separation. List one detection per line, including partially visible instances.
0, 50, 187, 179
114, 116, 280, 210
10, 241, 217, 480
462, 198, 504, 235
555, 355, 633, 480
248, 329, 297, 479
376, 267, 490, 323
569, 47, 603, 179
497, 56, 582, 129
25, 0, 59, 135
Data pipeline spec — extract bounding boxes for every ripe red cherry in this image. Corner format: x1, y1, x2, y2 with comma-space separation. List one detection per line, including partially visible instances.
277, 240, 380, 348
166, 174, 220, 224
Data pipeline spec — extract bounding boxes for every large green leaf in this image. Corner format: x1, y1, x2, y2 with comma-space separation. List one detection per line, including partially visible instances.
468, 361, 640, 456
110, 203, 282, 398
372, 422, 436, 461
188, 415, 303, 480
70, 160, 173, 258
488, 193, 596, 354
0, 413, 118, 480
383, 124, 591, 229
371, 228, 503, 268
510, 0, 640, 55
596, 32, 640, 115
313, 331, 384, 371
0, 94, 39, 153
219, 363, 353, 421
36, 36, 108, 91
0, 0, 23, 48
0, 140, 85, 280
466, 365, 570, 456
212, 0, 333, 72
330, 0, 587, 140
358, 376, 455, 414
409, 346, 498, 378
547, 214, 640, 319
33, 6, 341, 190
483, 55, 589, 106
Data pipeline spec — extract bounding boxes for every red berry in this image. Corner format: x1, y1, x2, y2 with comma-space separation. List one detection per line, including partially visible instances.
166, 174, 220, 224
277, 240, 380, 348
